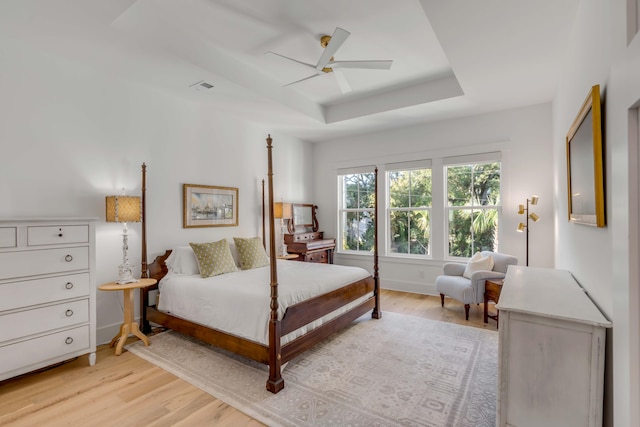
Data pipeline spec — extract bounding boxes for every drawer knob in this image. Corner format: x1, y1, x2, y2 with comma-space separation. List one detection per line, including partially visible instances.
65, 309, 74, 317
65, 337, 74, 345
65, 254, 73, 262
58, 228, 63, 237
65, 282, 74, 290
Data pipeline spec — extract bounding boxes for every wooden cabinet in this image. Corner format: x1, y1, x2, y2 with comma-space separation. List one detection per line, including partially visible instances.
0, 219, 96, 381
284, 231, 336, 264
496, 266, 611, 427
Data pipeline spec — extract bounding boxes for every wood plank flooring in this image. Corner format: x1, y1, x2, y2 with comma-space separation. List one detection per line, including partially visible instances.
0, 290, 498, 426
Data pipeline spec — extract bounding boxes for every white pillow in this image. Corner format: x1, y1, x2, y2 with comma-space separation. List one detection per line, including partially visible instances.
463, 252, 494, 279
165, 246, 200, 275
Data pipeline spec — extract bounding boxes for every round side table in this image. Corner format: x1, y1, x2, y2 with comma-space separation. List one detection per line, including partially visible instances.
98, 278, 157, 355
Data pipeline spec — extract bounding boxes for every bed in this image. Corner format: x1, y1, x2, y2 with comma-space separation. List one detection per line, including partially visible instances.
139, 135, 380, 393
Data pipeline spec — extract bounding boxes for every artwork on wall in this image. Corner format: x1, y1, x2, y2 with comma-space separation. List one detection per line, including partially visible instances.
183, 184, 238, 228
566, 84, 605, 227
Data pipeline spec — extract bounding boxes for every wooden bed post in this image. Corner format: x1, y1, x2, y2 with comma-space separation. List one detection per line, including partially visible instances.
372, 167, 381, 319
265, 135, 284, 393
140, 163, 152, 333
261, 179, 266, 249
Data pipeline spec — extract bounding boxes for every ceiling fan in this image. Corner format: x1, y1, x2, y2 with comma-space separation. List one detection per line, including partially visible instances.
266, 27, 393, 93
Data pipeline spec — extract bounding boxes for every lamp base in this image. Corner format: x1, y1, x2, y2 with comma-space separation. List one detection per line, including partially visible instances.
280, 243, 289, 257
117, 263, 138, 284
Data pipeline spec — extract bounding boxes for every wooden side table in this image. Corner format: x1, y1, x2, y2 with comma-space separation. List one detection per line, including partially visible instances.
98, 278, 157, 355
484, 278, 504, 326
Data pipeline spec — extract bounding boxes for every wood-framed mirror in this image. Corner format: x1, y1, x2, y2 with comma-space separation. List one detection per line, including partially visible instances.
288, 203, 318, 233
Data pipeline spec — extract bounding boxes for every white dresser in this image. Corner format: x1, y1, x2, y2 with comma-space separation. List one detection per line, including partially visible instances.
0, 218, 96, 381
496, 266, 611, 427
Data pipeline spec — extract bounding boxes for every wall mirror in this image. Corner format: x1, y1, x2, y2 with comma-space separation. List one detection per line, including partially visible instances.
288, 203, 318, 233
566, 84, 605, 227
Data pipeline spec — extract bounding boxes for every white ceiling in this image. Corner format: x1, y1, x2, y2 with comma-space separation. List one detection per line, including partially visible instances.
0, 0, 580, 142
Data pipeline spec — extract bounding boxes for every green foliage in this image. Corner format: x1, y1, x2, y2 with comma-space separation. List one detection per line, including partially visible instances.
341, 173, 376, 252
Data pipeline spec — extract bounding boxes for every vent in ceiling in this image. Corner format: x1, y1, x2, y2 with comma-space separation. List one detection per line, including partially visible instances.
189, 80, 214, 91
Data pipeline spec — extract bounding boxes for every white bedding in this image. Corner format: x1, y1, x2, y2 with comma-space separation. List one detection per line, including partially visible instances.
157, 260, 372, 345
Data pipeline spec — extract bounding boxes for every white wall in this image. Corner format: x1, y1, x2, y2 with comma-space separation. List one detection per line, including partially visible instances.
312, 103, 555, 295
0, 49, 313, 345
552, 1, 640, 425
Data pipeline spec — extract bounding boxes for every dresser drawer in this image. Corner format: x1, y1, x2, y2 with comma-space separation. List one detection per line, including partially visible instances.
0, 325, 90, 376
0, 227, 17, 248
0, 299, 89, 343
0, 273, 90, 312
285, 231, 323, 243
306, 250, 329, 263
0, 247, 89, 280
27, 225, 88, 246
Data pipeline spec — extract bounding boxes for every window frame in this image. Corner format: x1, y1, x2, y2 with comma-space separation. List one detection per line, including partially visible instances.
385, 161, 432, 258
444, 159, 502, 260
337, 170, 377, 254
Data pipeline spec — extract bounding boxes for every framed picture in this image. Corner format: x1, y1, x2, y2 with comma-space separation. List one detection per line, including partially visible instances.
566, 84, 605, 227
183, 184, 238, 228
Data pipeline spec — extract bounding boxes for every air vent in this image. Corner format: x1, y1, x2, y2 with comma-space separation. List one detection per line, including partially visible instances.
189, 80, 214, 91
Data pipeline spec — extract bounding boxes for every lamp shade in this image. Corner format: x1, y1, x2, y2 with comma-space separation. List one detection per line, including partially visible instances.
530, 195, 539, 205
106, 196, 141, 223
517, 222, 526, 232
274, 202, 291, 219
529, 212, 541, 222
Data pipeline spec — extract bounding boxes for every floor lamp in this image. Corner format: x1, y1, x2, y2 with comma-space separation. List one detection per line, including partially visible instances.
517, 195, 540, 266
106, 193, 141, 284
274, 202, 291, 257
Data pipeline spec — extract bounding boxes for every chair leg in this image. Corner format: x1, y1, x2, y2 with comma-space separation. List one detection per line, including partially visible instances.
464, 304, 470, 320
440, 293, 445, 307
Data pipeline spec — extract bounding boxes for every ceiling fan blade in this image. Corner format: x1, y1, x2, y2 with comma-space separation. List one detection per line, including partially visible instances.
315, 27, 350, 70
283, 73, 323, 87
265, 51, 319, 73
329, 60, 393, 70
333, 70, 352, 93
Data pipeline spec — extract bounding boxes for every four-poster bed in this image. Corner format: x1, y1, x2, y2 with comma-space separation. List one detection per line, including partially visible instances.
139, 135, 380, 393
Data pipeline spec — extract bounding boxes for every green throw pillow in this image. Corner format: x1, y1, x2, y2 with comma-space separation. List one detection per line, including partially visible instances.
233, 236, 269, 270
189, 239, 238, 278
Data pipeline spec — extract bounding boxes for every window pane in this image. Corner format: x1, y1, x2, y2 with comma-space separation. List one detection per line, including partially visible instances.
341, 211, 374, 251
389, 168, 431, 208
473, 163, 501, 206
473, 209, 499, 252
447, 166, 472, 206
390, 209, 429, 255
389, 210, 408, 253
448, 209, 473, 257
408, 210, 430, 255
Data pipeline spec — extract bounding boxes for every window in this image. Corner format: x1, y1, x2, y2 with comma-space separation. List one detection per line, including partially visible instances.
446, 161, 501, 257
387, 167, 432, 255
338, 172, 376, 252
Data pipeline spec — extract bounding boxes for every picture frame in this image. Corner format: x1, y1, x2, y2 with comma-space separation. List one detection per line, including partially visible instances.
566, 84, 605, 227
183, 184, 238, 228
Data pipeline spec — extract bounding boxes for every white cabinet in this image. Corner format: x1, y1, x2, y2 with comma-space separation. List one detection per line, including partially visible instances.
496, 266, 611, 427
0, 219, 96, 381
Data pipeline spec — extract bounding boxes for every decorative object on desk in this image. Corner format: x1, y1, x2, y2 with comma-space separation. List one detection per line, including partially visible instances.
274, 201, 291, 257
566, 84, 605, 227
183, 184, 238, 228
106, 193, 141, 284
516, 195, 540, 266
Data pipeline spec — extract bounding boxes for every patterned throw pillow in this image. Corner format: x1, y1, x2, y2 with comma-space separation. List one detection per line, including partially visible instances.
233, 236, 269, 270
189, 239, 238, 278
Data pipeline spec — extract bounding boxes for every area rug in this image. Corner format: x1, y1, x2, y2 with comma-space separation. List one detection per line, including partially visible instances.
126, 312, 498, 427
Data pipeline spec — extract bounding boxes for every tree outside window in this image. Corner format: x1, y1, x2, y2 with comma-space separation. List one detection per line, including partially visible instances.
446, 162, 501, 257
339, 172, 376, 252
388, 168, 431, 255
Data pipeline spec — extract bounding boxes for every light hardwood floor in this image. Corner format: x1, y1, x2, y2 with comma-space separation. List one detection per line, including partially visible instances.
0, 290, 498, 426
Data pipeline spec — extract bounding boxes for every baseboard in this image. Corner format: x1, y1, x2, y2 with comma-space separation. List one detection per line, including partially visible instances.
381, 279, 437, 296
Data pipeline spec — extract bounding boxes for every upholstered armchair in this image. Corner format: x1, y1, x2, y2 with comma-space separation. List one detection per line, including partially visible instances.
435, 251, 518, 320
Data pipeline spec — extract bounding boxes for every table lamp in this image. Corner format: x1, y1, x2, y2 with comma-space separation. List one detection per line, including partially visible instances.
274, 202, 291, 257
106, 194, 141, 284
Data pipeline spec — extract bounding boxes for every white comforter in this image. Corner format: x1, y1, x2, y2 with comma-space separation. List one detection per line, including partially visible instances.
157, 260, 372, 345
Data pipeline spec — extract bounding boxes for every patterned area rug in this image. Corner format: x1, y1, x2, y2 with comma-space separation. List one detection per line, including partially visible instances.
126, 312, 498, 427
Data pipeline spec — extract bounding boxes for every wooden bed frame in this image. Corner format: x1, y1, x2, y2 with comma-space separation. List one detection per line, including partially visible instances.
139, 135, 380, 393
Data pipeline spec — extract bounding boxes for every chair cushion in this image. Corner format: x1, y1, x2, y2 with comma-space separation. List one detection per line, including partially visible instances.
436, 275, 476, 304
463, 252, 494, 279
